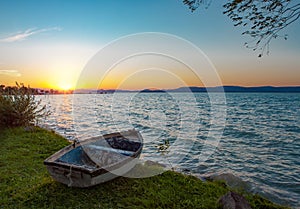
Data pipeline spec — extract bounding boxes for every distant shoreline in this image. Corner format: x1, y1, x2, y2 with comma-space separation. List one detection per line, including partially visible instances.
3, 84, 300, 95
72, 86, 300, 94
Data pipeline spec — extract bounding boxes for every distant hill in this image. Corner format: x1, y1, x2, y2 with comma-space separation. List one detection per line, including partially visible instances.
167, 86, 300, 93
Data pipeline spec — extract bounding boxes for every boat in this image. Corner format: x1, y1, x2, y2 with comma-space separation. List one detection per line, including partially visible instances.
44, 129, 143, 187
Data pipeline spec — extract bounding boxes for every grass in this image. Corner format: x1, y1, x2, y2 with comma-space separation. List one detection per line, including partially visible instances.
0, 127, 289, 208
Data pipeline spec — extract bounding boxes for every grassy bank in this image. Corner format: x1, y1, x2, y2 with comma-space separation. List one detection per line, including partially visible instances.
0, 127, 289, 208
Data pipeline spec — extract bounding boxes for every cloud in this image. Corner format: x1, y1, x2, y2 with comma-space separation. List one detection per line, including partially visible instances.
0, 70, 22, 77
0, 27, 62, 43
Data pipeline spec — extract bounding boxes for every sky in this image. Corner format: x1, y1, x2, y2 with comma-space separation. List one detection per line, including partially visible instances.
0, 0, 299, 90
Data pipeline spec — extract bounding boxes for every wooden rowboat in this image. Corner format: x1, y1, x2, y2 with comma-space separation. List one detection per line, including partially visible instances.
44, 129, 143, 187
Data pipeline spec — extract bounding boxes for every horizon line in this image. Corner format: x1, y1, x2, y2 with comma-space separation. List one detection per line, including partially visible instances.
73, 85, 300, 91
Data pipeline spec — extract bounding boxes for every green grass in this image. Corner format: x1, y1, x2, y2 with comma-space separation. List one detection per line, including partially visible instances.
0, 127, 289, 208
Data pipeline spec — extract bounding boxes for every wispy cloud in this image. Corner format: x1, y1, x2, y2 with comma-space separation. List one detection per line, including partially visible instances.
0, 27, 62, 43
0, 70, 22, 77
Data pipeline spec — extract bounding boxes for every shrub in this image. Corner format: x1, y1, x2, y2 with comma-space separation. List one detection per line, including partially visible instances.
0, 82, 49, 127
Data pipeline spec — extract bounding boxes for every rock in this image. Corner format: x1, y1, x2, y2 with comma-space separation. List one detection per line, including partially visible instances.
144, 160, 166, 168
210, 173, 251, 191
182, 168, 191, 173
218, 191, 252, 209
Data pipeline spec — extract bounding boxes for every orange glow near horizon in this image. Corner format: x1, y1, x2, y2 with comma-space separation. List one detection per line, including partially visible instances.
1, 68, 300, 90
0, 74, 76, 90
2, 72, 300, 90
94, 66, 205, 90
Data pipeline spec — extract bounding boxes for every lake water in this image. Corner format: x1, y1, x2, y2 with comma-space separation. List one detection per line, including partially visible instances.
39, 93, 300, 208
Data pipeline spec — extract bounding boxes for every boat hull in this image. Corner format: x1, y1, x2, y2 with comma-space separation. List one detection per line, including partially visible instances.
45, 154, 140, 187
44, 129, 143, 187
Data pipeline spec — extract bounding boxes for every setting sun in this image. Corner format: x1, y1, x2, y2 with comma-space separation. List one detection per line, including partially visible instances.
58, 82, 72, 91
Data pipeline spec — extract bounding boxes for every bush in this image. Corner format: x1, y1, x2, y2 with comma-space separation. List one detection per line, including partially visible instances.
0, 82, 49, 127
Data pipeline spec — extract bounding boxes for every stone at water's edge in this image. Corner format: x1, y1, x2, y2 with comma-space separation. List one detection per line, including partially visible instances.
208, 173, 251, 191
144, 160, 167, 168
218, 191, 252, 209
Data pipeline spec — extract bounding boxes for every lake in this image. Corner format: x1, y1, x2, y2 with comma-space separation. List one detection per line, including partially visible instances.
39, 92, 300, 208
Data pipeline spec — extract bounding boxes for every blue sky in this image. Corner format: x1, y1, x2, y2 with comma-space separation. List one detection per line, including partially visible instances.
0, 0, 299, 89
0, 1, 231, 44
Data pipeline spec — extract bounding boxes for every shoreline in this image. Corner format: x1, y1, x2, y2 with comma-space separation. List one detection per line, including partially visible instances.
0, 126, 290, 208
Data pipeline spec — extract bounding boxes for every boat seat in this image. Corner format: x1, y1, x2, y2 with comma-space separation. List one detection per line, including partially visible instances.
83, 144, 135, 156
